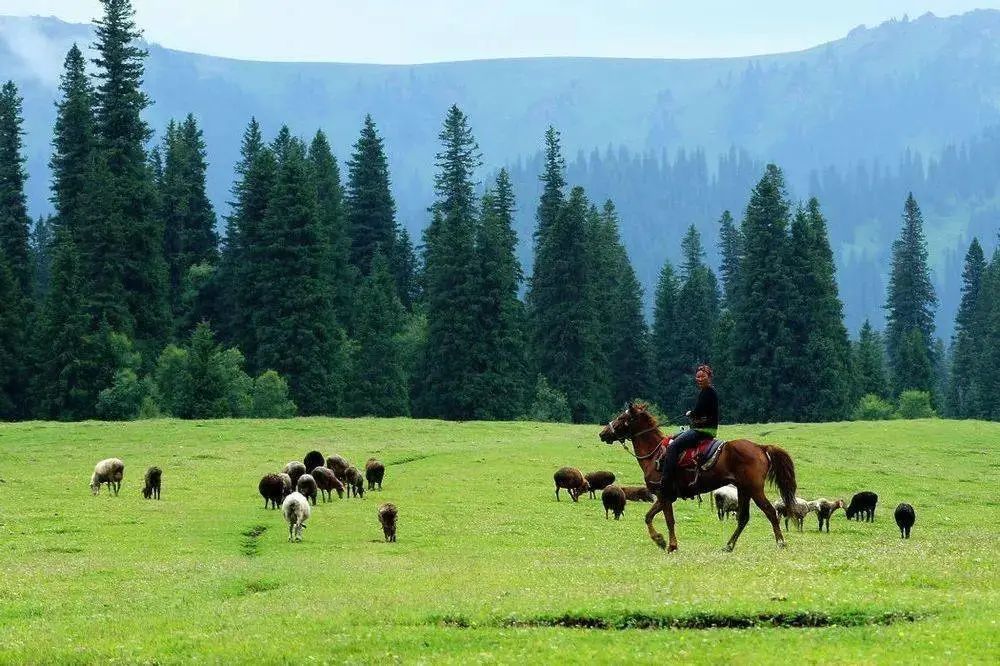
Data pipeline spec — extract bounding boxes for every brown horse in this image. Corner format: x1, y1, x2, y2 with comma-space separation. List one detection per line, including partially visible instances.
598, 402, 796, 552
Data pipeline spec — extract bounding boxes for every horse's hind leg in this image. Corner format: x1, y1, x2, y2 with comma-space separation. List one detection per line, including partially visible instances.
663, 501, 679, 552
751, 488, 786, 548
645, 499, 667, 550
724, 490, 752, 552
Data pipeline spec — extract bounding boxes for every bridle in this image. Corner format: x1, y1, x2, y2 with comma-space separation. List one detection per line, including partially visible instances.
606, 416, 664, 460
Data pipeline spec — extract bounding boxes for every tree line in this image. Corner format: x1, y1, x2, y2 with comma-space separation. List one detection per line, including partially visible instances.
1, 0, 997, 424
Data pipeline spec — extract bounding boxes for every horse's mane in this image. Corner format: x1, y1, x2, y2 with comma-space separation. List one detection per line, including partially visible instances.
633, 403, 659, 428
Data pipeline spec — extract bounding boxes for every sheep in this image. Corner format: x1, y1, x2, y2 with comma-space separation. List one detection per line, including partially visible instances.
378, 503, 398, 542
809, 498, 845, 532
141, 466, 162, 500
325, 455, 350, 480
282, 492, 311, 542
712, 485, 739, 521
296, 473, 318, 506
365, 458, 385, 491
584, 470, 616, 499
344, 466, 365, 498
283, 461, 306, 490
277, 472, 293, 497
773, 495, 814, 531
258, 473, 285, 509
303, 450, 325, 473
894, 503, 915, 538
845, 491, 879, 522
602, 484, 626, 520
312, 466, 344, 501
90, 458, 124, 496
621, 485, 656, 502
553, 467, 589, 502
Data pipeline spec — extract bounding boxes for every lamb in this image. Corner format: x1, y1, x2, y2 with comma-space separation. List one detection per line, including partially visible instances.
90, 458, 124, 496
809, 498, 845, 532
845, 491, 879, 522
894, 503, 915, 538
344, 466, 365, 498
312, 466, 344, 501
303, 450, 325, 473
141, 466, 162, 500
584, 470, 616, 499
621, 485, 656, 502
282, 492, 311, 542
553, 467, 589, 502
325, 455, 350, 480
277, 472, 293, 497
712, 484, 739, 521
773, 495, 814, 531
365, 458, 385, 491
296, 473, 318, 506
378, 503, 398, 542
258, 473, 285, 509
602, 484, 626, 520
283, 461, 307, 490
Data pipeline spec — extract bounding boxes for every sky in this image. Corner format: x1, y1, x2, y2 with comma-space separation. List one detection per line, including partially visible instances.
2, 0, 1000, 63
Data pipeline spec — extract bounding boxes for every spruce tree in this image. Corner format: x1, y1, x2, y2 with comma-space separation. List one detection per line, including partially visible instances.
650, 260, 681, 415
389, 225, 419, 309
50, 44, 95, 240
30, 216, 54, 299
0, 81, 32, 297
884, 193, 937, 397
948, 238, 986, 417
0, 254, 25, 419
417, 106, 482, 419
346, 114, 396, 276
970, 249, 1000, 419
852, 320, 889, 400
307, 129, 354, 325
718, 210, 742, 307
348, 250, 409, 417
534, 126, 566, 253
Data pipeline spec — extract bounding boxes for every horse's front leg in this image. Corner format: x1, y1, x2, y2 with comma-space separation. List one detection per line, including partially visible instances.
662, 500, 678, 552
645, 499, 667, 550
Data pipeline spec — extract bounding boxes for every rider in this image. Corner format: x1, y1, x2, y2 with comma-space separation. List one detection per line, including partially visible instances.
660, 364, 719, 501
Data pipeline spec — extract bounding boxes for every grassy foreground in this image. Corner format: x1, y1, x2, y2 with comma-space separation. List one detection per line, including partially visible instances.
0, 417, 997, 664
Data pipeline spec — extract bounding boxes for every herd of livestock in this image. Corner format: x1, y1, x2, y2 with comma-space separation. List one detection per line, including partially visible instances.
552, 466, 917, 538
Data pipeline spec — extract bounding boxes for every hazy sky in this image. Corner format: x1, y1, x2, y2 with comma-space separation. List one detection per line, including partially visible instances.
3, 0, 1000, 63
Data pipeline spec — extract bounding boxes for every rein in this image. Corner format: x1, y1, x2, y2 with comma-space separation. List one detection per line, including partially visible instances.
608, 420, 665, 460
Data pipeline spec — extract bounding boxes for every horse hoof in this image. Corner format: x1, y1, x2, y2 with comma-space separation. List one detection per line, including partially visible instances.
668, 544, 678, 553
723, 544, 734, 553
777, 540, 787, 549
653, 535, 667, 550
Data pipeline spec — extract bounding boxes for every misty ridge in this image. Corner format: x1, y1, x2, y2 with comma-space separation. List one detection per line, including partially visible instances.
3, 9, 1000, 334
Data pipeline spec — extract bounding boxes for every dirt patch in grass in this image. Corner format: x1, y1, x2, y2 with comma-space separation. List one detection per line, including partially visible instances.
389, 453, 435, 466
240, 524, 268, 557
231, 577, 283, 597
43, 545, 83, 554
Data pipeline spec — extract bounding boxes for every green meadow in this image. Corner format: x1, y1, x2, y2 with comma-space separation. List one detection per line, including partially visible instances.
0, 418, 997, 664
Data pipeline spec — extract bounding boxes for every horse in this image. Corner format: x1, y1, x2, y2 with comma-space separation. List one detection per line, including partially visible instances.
598, 401, 796, 552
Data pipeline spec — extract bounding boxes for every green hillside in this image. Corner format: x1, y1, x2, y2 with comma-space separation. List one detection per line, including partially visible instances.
0, 418, 996, 663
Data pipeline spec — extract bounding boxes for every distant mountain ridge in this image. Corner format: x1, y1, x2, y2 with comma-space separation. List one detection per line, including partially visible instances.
2, 10, 1000, 334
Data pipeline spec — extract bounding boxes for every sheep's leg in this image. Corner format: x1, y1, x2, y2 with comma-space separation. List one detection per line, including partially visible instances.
644, 499, 667, 550
723, 490, 751, 552
555, 486, 560, 502
751, 488, 785, 548
663, 501, 678, 552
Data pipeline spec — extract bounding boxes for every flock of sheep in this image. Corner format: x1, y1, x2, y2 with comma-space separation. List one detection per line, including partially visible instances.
553, 465, 917, 539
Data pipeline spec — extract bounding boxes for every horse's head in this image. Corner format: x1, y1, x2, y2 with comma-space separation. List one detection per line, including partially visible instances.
599, 401, 656, 443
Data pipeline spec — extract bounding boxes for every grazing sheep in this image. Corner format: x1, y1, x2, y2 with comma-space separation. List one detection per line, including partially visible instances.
90, 458, 124, 496
303, 450, 325, 473
344, 466, 365, 498
312, 466, 344, 501
325, 455, 350, 480
283, 461, 307, 490
553, 467, 589, 502
809, 498, 845, 532
845, 491, 879, 522
894, 503, 915, 538
282, 492, 311, 542
621, 485, 656, 502
277, 472, 293, 498
773, 495, 814, 531
584, 471, 616, 499
711, 485, 739, 520
602, 484, 626, 520
296, 473, 318, 506
141, 466, 162, 500
378, 503, 398, 542
258, 473, 285, 509
365, 458, 385, 491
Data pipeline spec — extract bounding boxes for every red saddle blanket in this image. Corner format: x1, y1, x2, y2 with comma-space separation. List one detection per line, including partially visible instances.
656, 436, 727, 469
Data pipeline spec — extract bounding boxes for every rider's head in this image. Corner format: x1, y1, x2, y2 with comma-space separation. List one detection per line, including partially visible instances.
694, 364, 713, 389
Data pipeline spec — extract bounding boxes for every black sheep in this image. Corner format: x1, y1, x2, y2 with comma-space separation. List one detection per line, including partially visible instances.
258, 474, 284, 509
894, 503, 915, 538
296, 474, 319, 506
283, 461, 307, 490
142, 466, 162, 500
303, 450, 325, 473
365, 458, 385, 490
845, 491, 879, 522
378, 503, 398, 542
602, 484, 626, 520
344, 466, 365, 498
584, 470, 616, 499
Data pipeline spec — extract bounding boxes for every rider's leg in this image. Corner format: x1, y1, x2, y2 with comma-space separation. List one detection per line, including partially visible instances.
659, 429, 699, 501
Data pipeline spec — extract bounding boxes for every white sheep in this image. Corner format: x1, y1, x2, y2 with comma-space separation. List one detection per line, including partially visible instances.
711, 484, 739, 521
90, 458, 124, 496
282, 491, 311, 542
774, 496, 814, 532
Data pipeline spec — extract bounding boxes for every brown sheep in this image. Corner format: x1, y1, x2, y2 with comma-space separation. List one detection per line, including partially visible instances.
277, 472, 292, 497
621, 485, 656, 502
283, 461, 307, 490
344, 466, 365, 498
325, 455, 350, 480
602, 484, 626, 520
365, 458, 385, 490
553, 467, 589, 502
258, 474, 284, 509
584, 470, 615, 499
296, 473, 318, 506
378, 503, 398, 542
303, 450, 325, 473
141, 466, 162, 500
312, 466, 344, 501
809, 498, 845, 532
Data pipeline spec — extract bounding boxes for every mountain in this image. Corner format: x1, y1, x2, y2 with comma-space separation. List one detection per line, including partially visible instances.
3, 11, 1000, 335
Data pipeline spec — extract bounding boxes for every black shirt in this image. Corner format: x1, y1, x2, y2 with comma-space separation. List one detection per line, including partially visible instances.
690, 386, 719, 431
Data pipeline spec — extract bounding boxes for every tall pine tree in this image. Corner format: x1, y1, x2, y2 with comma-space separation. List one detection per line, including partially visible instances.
969, 247, 1000, 419
346, 115, 396, 277
50, 44, 95, 241
650, 260, 681, 416
0, 81, 32, 298
718, 209, 742, 308
307, 129, 354, 325
852, 320, 889, 400
948, 238, 986, 417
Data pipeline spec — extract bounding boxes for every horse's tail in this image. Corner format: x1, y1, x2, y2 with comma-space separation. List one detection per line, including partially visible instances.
761, 445, 796, 508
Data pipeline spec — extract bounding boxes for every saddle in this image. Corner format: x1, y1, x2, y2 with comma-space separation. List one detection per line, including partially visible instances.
654, 436, 727, 473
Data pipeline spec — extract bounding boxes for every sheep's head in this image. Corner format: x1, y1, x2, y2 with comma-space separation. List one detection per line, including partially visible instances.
90, 475, 100, 495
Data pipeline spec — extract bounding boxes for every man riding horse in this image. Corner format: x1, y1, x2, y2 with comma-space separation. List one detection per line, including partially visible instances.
660, 364, 718, 502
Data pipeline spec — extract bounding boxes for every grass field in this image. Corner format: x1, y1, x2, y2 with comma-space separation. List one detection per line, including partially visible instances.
0, 417, 997, 664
